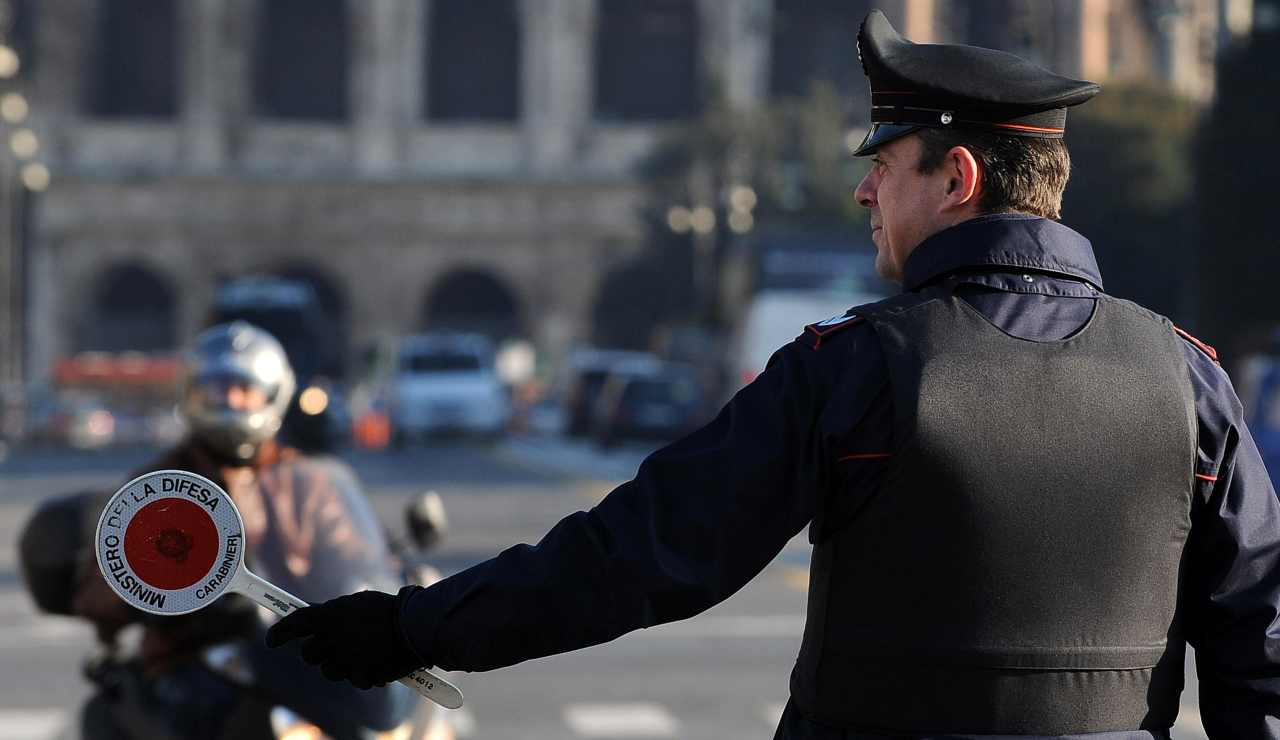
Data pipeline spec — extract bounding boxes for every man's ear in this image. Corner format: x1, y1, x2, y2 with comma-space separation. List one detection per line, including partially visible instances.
943, 145, 981, 210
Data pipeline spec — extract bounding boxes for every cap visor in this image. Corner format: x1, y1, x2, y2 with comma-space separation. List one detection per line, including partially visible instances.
852, 124, 921, 157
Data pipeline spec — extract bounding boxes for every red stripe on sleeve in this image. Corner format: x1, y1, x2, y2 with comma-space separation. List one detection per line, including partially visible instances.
837, 453, 893, 462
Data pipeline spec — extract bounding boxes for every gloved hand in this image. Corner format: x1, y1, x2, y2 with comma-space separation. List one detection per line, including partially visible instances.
265, 585, 426, 690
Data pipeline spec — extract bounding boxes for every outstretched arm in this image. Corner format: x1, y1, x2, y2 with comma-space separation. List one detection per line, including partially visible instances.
402, 342, 836, 671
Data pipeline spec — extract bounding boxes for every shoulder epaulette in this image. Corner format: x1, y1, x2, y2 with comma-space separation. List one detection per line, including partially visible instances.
802, 314, 865, 350
1173, 325, 1220, 364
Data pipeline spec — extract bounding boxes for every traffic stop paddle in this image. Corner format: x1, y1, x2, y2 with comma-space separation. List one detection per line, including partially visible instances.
94, 469, 465, 709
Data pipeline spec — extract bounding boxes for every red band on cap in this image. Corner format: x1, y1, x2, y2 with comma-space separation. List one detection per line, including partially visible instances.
990, 122, 1065, 134
124, 498, 221, 590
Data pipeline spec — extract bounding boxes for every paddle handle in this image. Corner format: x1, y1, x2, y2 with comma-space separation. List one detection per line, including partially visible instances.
235, 570, 465, 709
237, 569, 308, 617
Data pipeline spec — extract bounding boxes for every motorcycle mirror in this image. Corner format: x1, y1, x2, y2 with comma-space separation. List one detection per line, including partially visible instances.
406, 490, 447, 552
94, 469, 464, 709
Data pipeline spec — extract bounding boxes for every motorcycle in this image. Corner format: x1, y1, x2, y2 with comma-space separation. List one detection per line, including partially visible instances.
18, 457, 456, 740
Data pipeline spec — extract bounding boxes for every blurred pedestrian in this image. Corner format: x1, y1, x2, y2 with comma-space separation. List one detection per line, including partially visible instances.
267, 11, 1280, 738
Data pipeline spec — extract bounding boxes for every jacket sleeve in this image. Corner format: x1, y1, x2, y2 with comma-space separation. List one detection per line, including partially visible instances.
1181, 348, 1280, 738
399, 339, 844, 672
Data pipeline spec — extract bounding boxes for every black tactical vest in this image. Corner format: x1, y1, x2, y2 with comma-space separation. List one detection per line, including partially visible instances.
790, 292, 1196, 735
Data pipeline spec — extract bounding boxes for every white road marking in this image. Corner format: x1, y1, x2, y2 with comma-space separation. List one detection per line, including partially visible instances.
643, 614, 805, 639
0, 709, 65, 740
0, 616, 94, 649
563, 702, 679, 737
762, 702, 786, 727
1173, 703, 1208, 740
0, 590, 40, 618
442, 706, 475, 737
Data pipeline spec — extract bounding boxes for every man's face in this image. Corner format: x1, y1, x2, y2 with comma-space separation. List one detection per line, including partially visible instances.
193, 379, 269, 413
227, 383, 268, 412
853, 134, 953, 282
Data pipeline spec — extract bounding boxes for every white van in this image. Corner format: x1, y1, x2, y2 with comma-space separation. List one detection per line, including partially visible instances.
729, 289, 886, 390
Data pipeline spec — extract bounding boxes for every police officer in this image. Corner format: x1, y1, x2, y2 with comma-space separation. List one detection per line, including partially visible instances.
267, 11, 1280, 738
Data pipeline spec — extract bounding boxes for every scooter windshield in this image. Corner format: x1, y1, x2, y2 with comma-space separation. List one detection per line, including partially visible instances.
229, 456, 399, 603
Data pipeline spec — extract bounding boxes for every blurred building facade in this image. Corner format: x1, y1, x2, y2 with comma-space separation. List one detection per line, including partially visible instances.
941, 0, 1251, 102
12, 0, 1256, 382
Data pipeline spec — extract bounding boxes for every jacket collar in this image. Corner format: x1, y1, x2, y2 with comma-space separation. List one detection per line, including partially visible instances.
900, 213, 1104, 292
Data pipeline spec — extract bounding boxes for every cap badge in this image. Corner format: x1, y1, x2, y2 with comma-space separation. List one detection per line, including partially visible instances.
940, 112, 953, 125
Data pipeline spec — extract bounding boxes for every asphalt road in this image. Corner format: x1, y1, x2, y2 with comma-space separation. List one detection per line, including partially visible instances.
0, 439, 1210, 739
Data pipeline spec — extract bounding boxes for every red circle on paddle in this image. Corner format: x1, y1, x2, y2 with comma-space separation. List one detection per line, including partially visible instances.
123, 498, 221, 590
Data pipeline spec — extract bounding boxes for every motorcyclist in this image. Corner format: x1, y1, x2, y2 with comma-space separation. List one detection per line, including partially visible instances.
62, 321, 416, 739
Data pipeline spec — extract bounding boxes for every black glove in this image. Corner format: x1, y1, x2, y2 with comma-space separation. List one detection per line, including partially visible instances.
265, 586, 426, 690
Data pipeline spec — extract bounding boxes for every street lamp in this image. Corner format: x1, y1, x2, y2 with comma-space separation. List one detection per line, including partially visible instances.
665, 182, 760, 323
727, 184, 757, 235
0, 34, 49, 433
666, 205, 692, 234
20, 161, 47, 191
0, 44, 19, 79
9, 126, 35, 158
1, 91, 27, 123
689, 205, 716, 235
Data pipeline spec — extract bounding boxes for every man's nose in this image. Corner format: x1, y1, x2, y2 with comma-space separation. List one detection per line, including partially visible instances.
854, 170, 877, 209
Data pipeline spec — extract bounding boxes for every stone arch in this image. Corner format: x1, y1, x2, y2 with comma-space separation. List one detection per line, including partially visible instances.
81, 261, 178, 352
590, 239, 695, 350
422, 267, 525, 341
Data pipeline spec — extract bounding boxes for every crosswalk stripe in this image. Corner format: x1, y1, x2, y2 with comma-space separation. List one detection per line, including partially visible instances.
0, 618, 94, 649
0, 585, 96, 649
563, 703, 678, 737
0, 590, 41, 618
0, 709, 65, 740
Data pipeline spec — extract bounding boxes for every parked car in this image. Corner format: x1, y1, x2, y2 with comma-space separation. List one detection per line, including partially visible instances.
43, 393, 117, 450
391, 333, 510, 442
562, 349, 659, 437
591, 360, 707, 448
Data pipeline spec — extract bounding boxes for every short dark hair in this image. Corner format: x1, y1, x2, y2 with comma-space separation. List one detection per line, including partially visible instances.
914, 129, 1071, 220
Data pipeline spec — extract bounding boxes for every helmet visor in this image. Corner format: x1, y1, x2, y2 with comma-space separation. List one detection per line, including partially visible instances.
187, 368, 276, 413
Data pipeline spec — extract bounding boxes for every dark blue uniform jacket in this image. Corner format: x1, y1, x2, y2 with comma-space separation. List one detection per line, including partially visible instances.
402, 214, 1280, 739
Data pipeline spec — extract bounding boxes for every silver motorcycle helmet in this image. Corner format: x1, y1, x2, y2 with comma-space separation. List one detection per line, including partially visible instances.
180, 321, 296, 462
